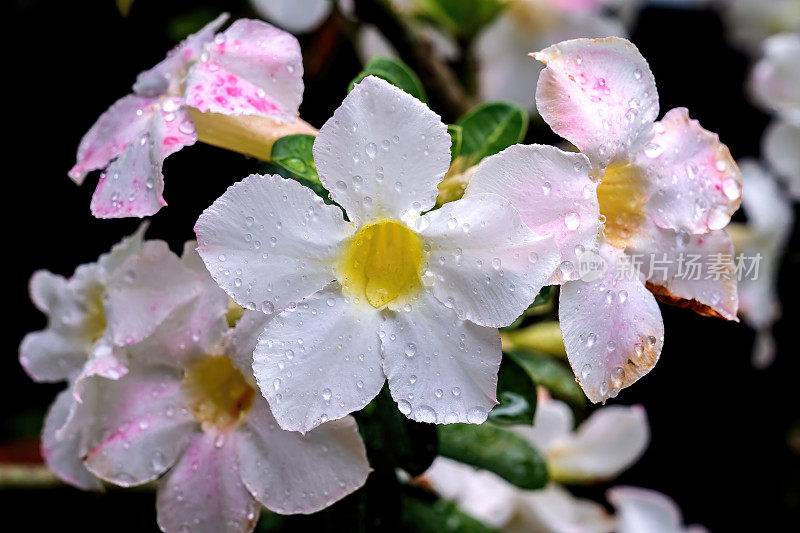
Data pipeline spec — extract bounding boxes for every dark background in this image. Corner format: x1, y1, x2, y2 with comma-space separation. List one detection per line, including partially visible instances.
6, 0, 800, 530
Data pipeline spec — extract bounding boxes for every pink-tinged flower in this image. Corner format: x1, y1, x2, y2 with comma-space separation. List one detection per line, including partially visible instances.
729, 161, 793, 368
422, 396, 648, 532
474, 0, 633, 113
195, 76, 562, 432
250, 0, 336, 34
20, 228, 206, 490
749, 32, 800, 198
69, 15, 303, 219
473, 37, 742, 403
608, 487, 708, 533
73, 246, 370, 532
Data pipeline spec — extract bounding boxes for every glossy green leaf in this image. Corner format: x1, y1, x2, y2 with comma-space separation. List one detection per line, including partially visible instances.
505, 350, 586, 409
438, 423, 548, 489
349, 56, 428, 103
447, 124, 463, 161
417, 0, 505, 37
489, 356, 537, 426
402, 490, 498, 532
457, 102, 528, 163
270, 134, 319, 183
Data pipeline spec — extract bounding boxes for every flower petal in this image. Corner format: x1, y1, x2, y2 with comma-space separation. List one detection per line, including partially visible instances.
639, 108, 742, 234
381, 291, 502, 424
417, 193, 560, 328
763, 119, 800, 198
736, 161, 793, 331
533, 37, 659, 169
749, 32, 800, 122
313, 76, 451, 224
236, 395, 370, 514
90, 100, 197, 219
476, 11, 626, 113
466, 144, 600, 283
195, 173, 352, 315
226, 310, 272, 376
250, 0, 333, 34
515, 483, 615, 533
548, 404, 648, 482
133, 13, 230, 97
608, 486, 703, 533
41, 388, 103, 491
83, 364, 196, 486
511, 397, 574, 452
156, 431, 259, 533
184, 19, 303, 122
19, 329, 89, 383
69, 94, 159, 183
96, 222, 149, 275
423, 457, 518, 529
105, 241, 205, 346
253, 285, 384, 433
559, 244, 664, 403
629, 221, 739, 321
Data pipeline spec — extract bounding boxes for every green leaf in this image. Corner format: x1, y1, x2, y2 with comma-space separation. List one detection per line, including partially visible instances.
402, 490, 498, 532
270, 134, 319, 183
349, 57, 428, 103
355, 387, 438, 477
438, 424, 548, 490
447, 124, 463, 161
457, 102, 528, 163
489, 356, 537, 426
506, 350, 586, 409
417, 0, 505, 37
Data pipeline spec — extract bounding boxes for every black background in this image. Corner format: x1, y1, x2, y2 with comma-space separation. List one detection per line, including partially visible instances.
6, 0, 800, 530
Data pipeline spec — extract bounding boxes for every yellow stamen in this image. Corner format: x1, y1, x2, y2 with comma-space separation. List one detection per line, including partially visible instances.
337, 220, 426, 309
597, 162, 649, 248
182, 356, 255, 431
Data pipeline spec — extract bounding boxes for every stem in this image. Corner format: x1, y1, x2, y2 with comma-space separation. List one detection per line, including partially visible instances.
353, 0, 474, 121
0, 464, 62, 489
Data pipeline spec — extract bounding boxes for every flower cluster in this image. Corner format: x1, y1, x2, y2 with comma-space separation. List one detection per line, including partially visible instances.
17, 7, 752, 531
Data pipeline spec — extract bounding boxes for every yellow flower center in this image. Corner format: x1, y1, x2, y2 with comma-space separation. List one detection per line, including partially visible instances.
337, 219, 426, 309
85, 283, 108, 344
182, 356, 255, 431
597, 162, 649, 248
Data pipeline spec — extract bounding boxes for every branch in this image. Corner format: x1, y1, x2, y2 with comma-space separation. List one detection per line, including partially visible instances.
353, 0, 474, 121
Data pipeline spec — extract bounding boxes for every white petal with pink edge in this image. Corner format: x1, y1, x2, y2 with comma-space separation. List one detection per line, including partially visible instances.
195, 173, 352, 316
156, 430, 259, 533
236, 395, 370, 514
90, 99, 197, 219
559, 243, 664, 403
252, 285, 384, 433
184, 19, 303, 122
104, 240, 206, 346
638, 107, 742, 234
381, 291, 502, 425
69, 94, 159, 183
41, 388, 103, 491
416, 193, 561, 328
83, 364, 196, 486
533, 37, 659, 169
466, 144, 600, 283
629, 221, 739, 321
312, 76, 451, 224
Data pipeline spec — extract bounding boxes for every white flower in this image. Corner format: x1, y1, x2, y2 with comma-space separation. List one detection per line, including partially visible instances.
20, 228, 208, 489
730, 161, 794, 367
749, 32, 800, 198
195, 76, 563, 432
720, 0, 800, 54
423, 396, 649, 532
